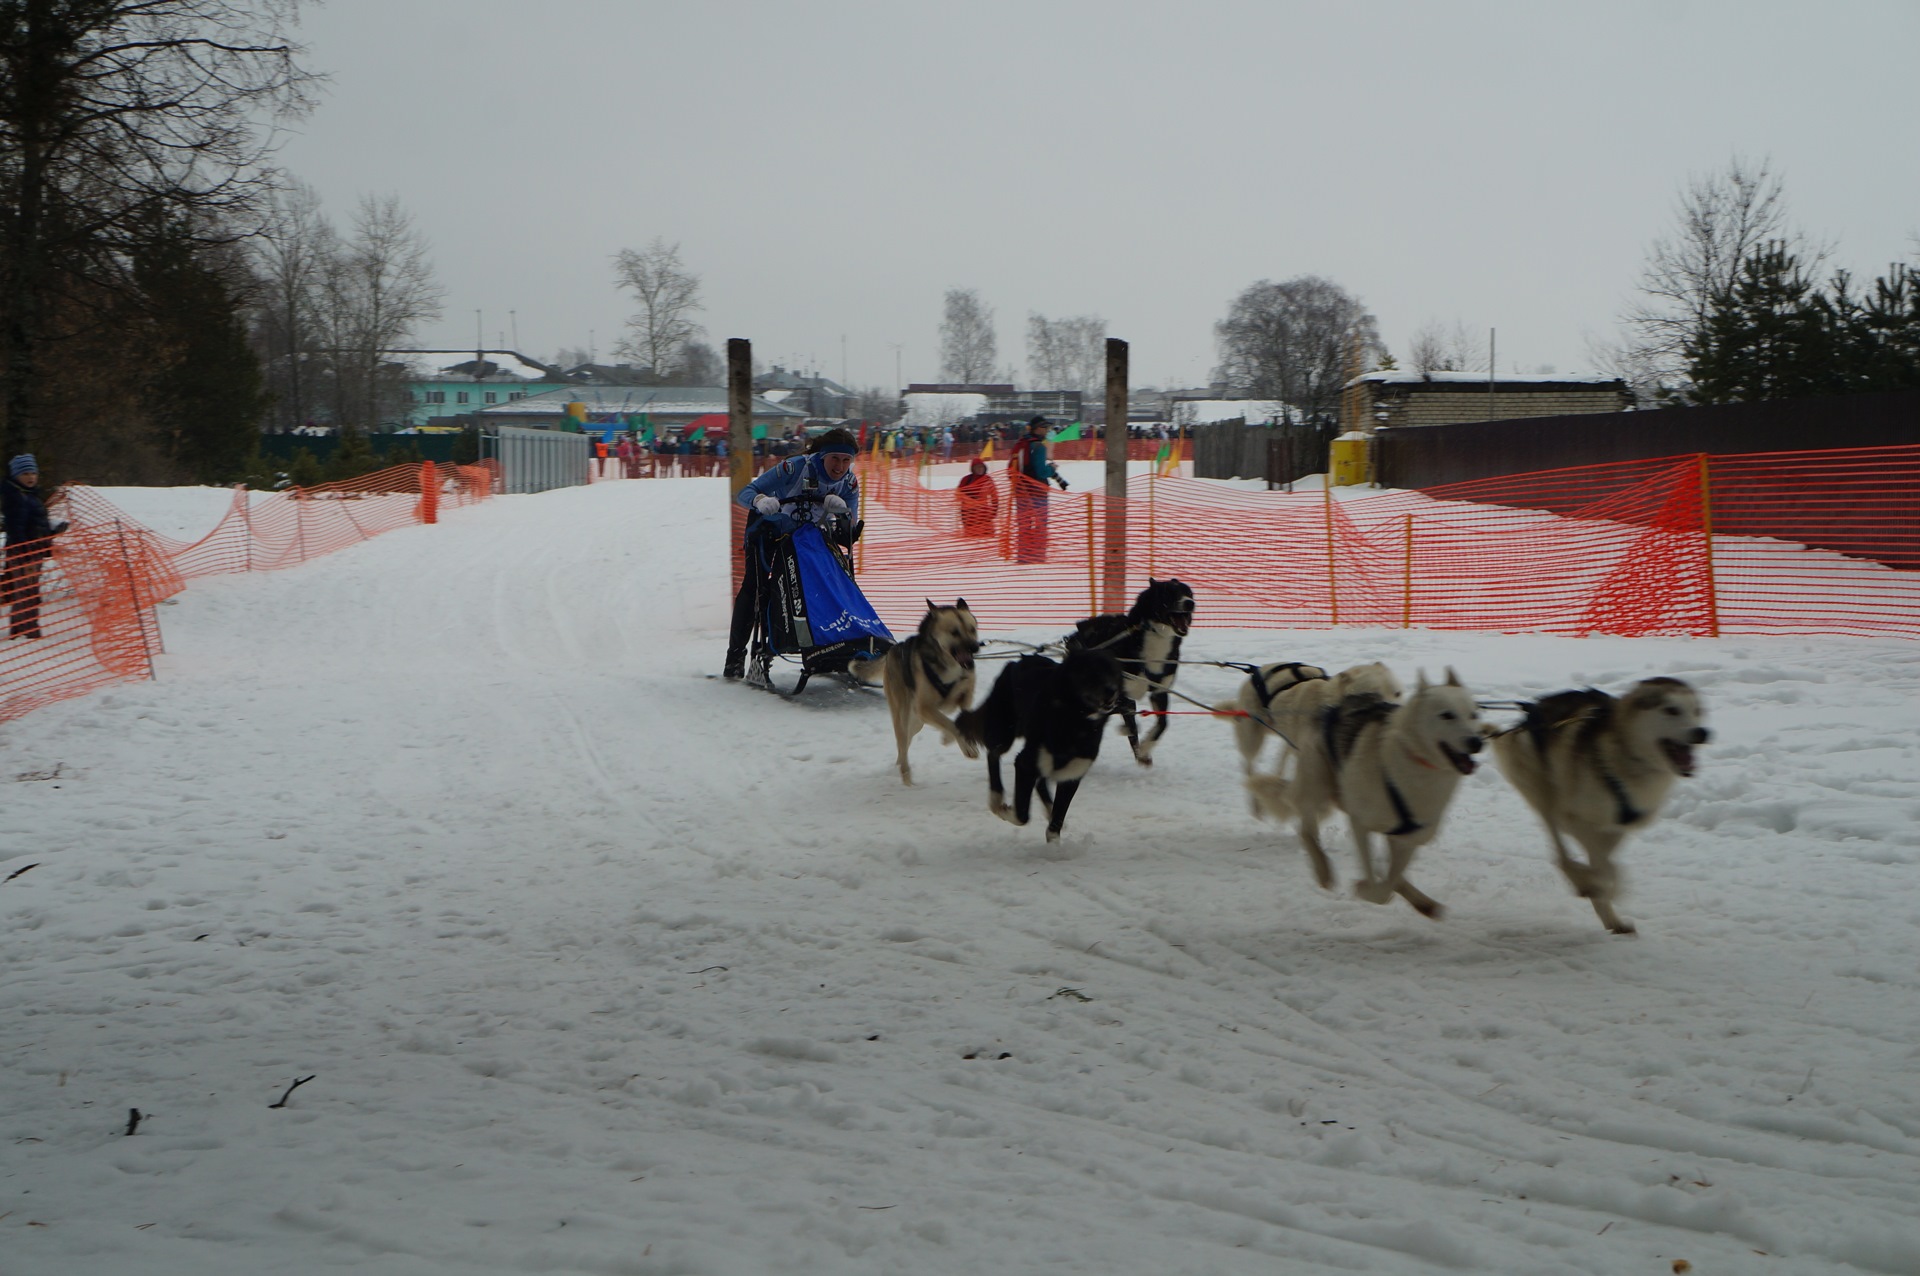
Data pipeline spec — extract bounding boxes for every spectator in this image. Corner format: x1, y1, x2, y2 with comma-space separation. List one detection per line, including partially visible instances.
593, 437, 608, 477
2, 455, 68, 640
1007, 416, 1066, 564
956, 458, 998, 537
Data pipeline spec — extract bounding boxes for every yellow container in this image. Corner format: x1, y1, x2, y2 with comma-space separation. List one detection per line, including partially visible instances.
1329, 433, 1372, 487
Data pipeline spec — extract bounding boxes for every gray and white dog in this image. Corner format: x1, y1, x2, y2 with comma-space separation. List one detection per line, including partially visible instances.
1490, 677, 1709, 935
1248, 668, 1483, 920
854, 599, 980, 785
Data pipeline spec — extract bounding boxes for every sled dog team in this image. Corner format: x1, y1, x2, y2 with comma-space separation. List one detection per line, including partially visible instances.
856, 582, 1711, 936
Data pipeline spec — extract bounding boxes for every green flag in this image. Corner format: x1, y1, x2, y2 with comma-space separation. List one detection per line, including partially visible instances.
751, 423, 768, 441
1155, 440, 1172, 464
1052, 421, 1083, 442
685, 424, 705, 442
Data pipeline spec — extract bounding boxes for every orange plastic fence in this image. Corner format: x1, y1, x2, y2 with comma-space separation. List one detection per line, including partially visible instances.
853, 446, 1920, 640
0, 461, 498, 724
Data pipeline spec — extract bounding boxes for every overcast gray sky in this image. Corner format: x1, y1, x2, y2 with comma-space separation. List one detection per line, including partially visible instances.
273, 0, 1920, 390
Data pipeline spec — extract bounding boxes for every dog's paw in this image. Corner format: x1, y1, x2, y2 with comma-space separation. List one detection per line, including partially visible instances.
958, 739, 980, 759
1352, 880, 1395, 905
1045, 827, 1061, 843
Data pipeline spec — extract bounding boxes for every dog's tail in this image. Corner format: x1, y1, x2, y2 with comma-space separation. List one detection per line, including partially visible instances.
1210, 698, 1246, 720
954, 706, 985, 749
847, 652, 888, 687
1245, 773, 1295, 823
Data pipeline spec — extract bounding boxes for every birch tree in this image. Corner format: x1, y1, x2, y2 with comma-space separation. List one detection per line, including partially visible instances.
612, 238, 703, 378
938, 287, 996, 382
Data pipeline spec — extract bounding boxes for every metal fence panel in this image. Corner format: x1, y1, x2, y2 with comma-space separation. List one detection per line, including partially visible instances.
492, 427, 589, 494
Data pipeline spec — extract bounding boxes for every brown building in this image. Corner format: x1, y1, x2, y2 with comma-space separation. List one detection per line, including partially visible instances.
1351, 371, 1631, 432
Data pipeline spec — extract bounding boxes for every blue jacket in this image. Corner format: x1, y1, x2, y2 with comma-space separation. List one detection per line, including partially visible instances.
1017, 437, 1061, 485
2, 477, 58, 561
735, 453, 861, 536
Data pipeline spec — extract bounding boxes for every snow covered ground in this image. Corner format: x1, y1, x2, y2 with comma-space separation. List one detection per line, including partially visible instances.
3, 474, 1917, 1275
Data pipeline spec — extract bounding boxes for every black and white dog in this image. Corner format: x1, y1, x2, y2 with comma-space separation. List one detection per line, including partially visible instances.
1065, 578, 1195, 765
956, 650, 1123, 843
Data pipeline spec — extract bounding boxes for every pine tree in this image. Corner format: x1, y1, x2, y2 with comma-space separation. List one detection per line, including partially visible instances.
1685, 242, 1838, 403
325, 425, 378, 481
133, 219, 271, 483
284, 447, 323, 489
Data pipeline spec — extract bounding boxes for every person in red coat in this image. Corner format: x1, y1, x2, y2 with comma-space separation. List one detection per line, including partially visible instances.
956, 458, 998, 537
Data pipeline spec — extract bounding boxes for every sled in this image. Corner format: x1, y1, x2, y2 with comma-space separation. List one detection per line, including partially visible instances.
746, 504, 892, 696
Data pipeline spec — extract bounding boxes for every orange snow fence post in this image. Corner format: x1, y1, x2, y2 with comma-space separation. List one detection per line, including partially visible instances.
0, 460, 500, 725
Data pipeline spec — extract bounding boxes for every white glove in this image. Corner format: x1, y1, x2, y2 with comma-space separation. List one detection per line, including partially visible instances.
823, 494, 848, 513
753, 494, 781, 515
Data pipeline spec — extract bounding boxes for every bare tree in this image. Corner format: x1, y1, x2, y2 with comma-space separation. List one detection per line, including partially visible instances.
612, 238, 703, 378
1614, 156, 1814, 398
249, 180, 333, 431
938, 288, 996, 382
0, 0, 318, 455
1026, 312, 1105, 391
316, 194, 444, 429
1406, 318, 1486, 374
1213, 276, 1381, 420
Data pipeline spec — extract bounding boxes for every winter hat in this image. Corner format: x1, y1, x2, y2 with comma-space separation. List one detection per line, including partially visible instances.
8, 454, 36, 477
1027, 416, 1050, 432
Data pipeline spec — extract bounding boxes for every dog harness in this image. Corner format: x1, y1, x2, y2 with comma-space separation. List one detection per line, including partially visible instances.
1321, 697, 1423, 837
1520, 691, 1643, 826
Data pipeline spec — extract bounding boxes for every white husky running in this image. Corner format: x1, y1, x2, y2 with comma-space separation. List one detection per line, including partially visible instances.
1221, 660, 1404, 777
1490, 677, 1709, 935
1247, 668, 1482, 919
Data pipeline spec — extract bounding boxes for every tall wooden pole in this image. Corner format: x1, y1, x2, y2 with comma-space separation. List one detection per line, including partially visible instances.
1102, 338, 1128, 613
728, 338, 753, 593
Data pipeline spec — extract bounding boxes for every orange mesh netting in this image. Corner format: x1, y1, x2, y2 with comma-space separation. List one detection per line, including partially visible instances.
853, 446, 1920, 641
0, 461, 497, 724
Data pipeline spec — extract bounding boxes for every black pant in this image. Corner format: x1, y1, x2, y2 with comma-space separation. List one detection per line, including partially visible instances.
3, 550, 46, 638
725, 532, 769, 667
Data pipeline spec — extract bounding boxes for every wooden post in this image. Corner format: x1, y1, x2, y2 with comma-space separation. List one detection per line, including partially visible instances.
1103, 338, 1128, 613
1323, 484, 1339, 626
1085, 490, 1098, 616
1402, 512, 1414, 628
727, 338, 753, 594
1698, 452, 1720, 638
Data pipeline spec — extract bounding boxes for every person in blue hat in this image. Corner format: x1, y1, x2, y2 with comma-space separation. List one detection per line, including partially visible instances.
2, 455, 68, 639
722, 427, 861, 680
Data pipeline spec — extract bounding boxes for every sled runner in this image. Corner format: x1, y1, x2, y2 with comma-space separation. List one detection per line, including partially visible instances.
746, 499, 892, 695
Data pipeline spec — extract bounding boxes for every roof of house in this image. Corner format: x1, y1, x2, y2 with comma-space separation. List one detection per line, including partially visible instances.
475, 386, 805, 418
1351, 371, 1624, 388
390, 350, 559, 382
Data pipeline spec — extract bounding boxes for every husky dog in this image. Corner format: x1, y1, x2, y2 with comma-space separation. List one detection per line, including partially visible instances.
1218, 660, 1403, 776
854, 599, 980, 785
1490, 678, 1709, 935
1248, 669, 1483, 919
955, 650, 1123, 843
1065, 578, 1195, 765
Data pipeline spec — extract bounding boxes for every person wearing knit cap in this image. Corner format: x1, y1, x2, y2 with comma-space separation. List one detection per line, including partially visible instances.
1008, 416, 1066, 563
3, 455, 68, 639
722, 427, 862, 680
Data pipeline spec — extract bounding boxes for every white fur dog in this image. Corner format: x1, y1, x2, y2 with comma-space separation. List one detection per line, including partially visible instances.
1489, 677, 1709, 935
1230, 661, 1404, 780
1248, 668, 1482, 919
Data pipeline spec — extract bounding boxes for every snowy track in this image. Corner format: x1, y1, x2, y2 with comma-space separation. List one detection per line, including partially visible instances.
3, 479, 1917, 1274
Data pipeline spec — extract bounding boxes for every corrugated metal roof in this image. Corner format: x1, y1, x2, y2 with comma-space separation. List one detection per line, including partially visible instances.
475, 385, 805, 417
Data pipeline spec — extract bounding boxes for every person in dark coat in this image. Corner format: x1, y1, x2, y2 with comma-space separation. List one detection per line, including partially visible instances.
1007, 416, 1066, 564
2, 455, 68, 639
